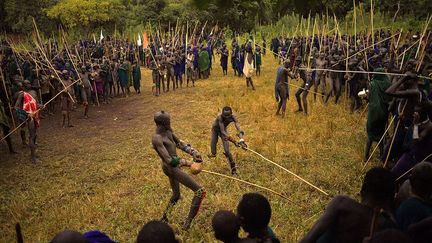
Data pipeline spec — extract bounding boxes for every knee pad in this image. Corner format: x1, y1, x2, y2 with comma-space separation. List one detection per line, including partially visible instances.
194, 188, 206, 199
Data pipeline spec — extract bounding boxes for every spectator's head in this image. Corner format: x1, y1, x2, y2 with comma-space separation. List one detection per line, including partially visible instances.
237, 193, 271, 236
137, 220, 178, 243
50, 230, 87, 243
410, 162, 432, 199
212, 210, 241, 242
367, 229, 412, 243
360, 167, 395, 208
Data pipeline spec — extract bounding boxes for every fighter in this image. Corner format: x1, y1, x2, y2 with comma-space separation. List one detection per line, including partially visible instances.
208, 107, 247, 175
275, 61, 296, 118
314, 53, 328, 101
294, 56, 314, 115
152, 111, 205, 230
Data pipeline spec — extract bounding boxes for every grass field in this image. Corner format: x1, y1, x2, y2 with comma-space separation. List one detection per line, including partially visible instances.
0, 54, 375, 242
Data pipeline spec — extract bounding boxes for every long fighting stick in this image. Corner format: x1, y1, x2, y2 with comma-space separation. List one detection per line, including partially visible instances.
396, 153, 432, 182
201, 169, 291, 201
362, 115, 396, 171
383, 101, 407, 168
244, 147, 330, 196
0, 77, 81, 143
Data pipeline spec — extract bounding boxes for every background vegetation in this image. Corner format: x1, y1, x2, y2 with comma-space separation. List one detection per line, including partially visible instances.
1, 0, 431, 38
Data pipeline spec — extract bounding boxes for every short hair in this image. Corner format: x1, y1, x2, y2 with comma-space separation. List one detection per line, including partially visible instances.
361, 167, 395, 204
212, 210, 240, 242
137, 220, 178, 243
50, 230, 87, 243
222, 106, 232, 113
237, 193, 271, 234
410, 162, 432, 198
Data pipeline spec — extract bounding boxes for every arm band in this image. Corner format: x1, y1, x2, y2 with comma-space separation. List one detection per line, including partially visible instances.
170, 156, 181, 167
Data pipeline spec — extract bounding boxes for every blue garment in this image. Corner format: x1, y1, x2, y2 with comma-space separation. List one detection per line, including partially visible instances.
193, 47, 199, 69
83, 230, 116, 243
174, 62, 182, 76
207, 44, 213, 67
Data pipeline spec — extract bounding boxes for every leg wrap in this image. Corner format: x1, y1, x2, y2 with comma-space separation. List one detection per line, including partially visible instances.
161, 196, 180, 222
183, 187, 206, 230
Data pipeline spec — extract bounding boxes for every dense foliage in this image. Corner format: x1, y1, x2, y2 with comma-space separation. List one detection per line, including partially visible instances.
1, 0, 431, 36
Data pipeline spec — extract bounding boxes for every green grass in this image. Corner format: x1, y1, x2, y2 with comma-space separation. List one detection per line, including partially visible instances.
0, 54, 376, 242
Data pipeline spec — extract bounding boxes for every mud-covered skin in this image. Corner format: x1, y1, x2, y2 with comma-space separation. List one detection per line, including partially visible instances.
151, 111, 205, 230
295, 63, 313, 115
210, 108, 244, 174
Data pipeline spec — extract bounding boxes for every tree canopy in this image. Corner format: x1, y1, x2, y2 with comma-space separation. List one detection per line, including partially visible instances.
46, 0, 124, 32
1, 0, 431, 35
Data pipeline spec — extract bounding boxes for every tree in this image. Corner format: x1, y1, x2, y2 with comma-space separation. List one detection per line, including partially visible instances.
47, 0, 125, 33
3, 0, 57, 34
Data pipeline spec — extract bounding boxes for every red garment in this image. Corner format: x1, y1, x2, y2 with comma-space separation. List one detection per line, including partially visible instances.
22, 91, 40, 128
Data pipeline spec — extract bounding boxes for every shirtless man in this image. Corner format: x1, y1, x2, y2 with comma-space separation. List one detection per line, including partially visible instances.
314, 53, 328, 101
79, 66, 92, 118
300, 167, 397, 243
61, 72, 75, 128
150, 58, 161, 96
275, 61, 295, 118
165, 53, 176, 91
209, 107, 247, 175
383, 61, 422, 163
152, 111, 205, 230
295, 57, 314, 115
186, 50, 196, 86
325, 53, 343, 104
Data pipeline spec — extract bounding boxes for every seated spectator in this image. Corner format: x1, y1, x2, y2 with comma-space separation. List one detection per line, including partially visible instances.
396, 162, 432, 230
50, 230, 87, 243
136, 220, 178, 243
365, 229, 412, 243
391, 101, 432, 177
212, 210, 252, 243
300, 167, 397, 243
236, 193, 280, 243
407, 217, 432, 243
